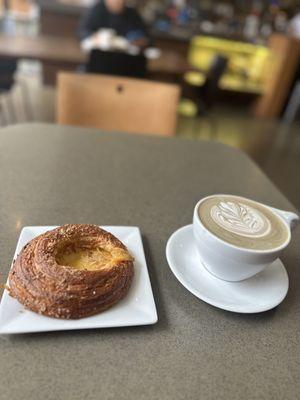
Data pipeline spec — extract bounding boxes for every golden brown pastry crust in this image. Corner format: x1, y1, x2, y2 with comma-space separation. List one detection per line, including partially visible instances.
8, 224, 134, 319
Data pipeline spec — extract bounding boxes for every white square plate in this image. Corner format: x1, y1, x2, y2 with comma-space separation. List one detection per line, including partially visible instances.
0, 226, 158, 334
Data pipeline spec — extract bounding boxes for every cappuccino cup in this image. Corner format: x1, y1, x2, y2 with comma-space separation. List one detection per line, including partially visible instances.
193, 195, 299, 282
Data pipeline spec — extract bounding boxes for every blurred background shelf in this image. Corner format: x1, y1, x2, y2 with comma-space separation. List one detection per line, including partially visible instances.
32, 0, 299, 118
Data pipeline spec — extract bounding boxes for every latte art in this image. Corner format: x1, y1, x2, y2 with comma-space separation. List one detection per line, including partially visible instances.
210, 201, 271, 238
198, 195, 289, 250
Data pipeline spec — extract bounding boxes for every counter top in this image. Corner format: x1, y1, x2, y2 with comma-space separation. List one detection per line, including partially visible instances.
0, 123, 299, 400
37, 0, 90, 15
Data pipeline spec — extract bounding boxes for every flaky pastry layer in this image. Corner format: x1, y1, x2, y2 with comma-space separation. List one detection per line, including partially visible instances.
9, 224, 134, 319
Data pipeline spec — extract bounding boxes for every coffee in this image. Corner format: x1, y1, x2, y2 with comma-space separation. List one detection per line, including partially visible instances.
198, 195, 289, 250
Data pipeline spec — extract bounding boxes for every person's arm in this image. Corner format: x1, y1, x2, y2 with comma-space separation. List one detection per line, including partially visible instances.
77, 2, 104, 41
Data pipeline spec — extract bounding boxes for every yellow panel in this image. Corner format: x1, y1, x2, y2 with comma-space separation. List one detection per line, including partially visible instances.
184, 71, 206, 86
220, 75, 264, 94
187, 35, 271, 93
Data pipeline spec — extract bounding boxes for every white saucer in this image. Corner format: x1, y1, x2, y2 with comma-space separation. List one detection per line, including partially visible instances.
166, 225, 289, 313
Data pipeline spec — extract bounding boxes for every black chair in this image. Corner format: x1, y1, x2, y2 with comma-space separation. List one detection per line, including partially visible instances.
0, 58, 17, 90
0, 58, 18, 125
86, 49, 147, 79
196, 55, 228, 114
181, 55, 228, 138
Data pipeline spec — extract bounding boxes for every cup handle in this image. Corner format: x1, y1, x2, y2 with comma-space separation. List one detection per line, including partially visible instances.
268, 206, 300, 231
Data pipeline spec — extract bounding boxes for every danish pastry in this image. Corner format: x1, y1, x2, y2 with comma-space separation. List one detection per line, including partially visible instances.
8, 224, 134, 319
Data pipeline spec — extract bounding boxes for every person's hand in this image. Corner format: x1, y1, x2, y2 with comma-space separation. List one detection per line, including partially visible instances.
94, 30, 115, 50
83, 32, 100, 47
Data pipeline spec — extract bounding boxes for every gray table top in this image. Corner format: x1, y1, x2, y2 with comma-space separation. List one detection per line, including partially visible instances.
0, 123, 299, 400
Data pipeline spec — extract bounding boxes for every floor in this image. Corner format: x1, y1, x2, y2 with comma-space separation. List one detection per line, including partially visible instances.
0, 65, 299, 210
178, 111, 300, 210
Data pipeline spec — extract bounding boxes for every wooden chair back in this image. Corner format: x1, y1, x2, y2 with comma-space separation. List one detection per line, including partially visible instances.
57, 72, 180, 136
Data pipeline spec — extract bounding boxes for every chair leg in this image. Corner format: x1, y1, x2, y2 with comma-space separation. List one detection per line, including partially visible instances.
19, 80, 34, 121
207, 114, 218, 141
0, 96, 7, 126
1, 95, 11, 126
191, 117, 198, 139
195, 111, 218, 141
283, 81, 300, 124
4, 92, 17, 124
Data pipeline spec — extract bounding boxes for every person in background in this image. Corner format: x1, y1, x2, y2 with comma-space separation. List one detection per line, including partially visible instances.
78, 0, 149, 49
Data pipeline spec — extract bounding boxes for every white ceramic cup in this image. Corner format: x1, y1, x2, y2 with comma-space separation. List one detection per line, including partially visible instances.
193, 195, 300, 282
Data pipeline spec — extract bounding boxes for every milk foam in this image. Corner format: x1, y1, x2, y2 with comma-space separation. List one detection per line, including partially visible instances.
210, 201, 272, 238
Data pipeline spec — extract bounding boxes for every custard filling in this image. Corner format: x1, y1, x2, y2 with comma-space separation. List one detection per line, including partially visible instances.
57, 248, 132, 271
